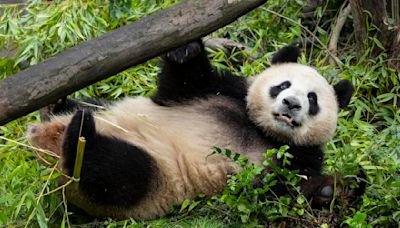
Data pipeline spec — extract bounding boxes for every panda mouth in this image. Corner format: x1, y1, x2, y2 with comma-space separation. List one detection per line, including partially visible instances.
273, 113, 301, 127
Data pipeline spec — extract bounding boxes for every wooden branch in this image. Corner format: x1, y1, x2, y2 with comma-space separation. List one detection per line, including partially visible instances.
0, 0, 266, 125
328, 4, 352, 66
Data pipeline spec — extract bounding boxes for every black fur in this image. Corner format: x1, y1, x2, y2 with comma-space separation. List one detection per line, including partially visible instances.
271, 45, 301, 64
154, 41, 335, 203
214, 99, 333, 204
269, 81, 291, 98
62, 110, 155, 208
211, 97, 325, 177
253, 142, 330, 205
286, 145, 324, 177
152, 40, 247, 105
57, 41, 359, 213
307, 92, 320, 116
212, 99, 272, 150
334, 80, 354, 108
52, 97, 110, 115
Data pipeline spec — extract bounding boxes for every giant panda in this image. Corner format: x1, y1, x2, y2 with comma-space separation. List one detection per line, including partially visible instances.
26, 40, 357, 220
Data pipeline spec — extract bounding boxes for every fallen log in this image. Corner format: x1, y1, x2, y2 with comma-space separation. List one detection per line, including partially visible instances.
0, 0, 266, 125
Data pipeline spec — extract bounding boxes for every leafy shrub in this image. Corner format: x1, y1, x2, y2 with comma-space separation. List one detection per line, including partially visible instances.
214, 146, 307, 225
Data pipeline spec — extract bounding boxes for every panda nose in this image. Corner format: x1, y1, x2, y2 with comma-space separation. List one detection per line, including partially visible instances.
283, 96, 302, 110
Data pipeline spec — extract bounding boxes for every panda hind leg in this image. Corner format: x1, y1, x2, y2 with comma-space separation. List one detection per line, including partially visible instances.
62, 110, 156, 209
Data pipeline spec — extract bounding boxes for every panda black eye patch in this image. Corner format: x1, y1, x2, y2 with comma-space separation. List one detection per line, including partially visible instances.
270, 81, 291, 98
308, 92, 319, 115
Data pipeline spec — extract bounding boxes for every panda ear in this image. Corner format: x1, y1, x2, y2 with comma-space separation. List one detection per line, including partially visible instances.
334, 80, 354, 108
271, 45, 301, 64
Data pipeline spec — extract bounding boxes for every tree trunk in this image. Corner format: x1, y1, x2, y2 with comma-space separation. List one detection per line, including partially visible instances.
389, 29, 400, 71
349, 0, 392, 50
0, 0, 266, 125
349, 0, 368, 51
349, 0, 399, 71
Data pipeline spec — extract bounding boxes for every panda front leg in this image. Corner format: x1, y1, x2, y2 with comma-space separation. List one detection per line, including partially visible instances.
59, 110, 157, 218
300, 172, 366, 209
152, 40, 214, 104
299, 175, 337, 208
50, 97, 110, 116
152, 40, 247, 105
257, 149, 365, 209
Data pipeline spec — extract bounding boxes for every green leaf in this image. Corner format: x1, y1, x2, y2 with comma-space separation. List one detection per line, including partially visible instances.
0, 210, 7, 225
377, 93, 394, 103
188, 201, 200, 212
13, 192, 27, 219
373, 37, 385, 50
296, 208, 304, 216
179, 199, 190, 213
237, 203, 250, 213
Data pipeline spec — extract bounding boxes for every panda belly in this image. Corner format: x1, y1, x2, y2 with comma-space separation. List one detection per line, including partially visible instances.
98, 96, 269, 162
53, 96, 267, 219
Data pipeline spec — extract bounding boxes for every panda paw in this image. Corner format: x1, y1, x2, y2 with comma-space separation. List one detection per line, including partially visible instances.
64, 110, 96, 142
305, 175, 336, 208
303, 172, 366, 208
26, 121, 66, 156
166, 41, 203, 64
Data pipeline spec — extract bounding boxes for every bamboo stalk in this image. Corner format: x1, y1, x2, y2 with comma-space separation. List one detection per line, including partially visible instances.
72, 137, 86, 182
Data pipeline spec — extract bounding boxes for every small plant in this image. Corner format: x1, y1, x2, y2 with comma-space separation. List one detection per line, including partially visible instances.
213, 146, 308, 225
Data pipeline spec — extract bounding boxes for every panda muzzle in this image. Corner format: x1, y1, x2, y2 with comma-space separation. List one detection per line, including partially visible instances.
274, 113, 301, 127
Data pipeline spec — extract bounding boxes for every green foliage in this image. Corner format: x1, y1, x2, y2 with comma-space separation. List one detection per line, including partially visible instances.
0, 117, 62, 227
343, 212, 371, 228
0, 0, 399, 227
214, 146, 307, 225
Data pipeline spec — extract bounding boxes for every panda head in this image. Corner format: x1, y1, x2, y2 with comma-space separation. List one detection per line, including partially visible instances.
247, 46, 353, 146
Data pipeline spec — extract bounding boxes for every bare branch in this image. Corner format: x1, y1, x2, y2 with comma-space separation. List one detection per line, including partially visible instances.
328, 4, 352, 66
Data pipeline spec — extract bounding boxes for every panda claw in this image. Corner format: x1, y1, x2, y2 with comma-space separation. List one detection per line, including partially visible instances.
166, 41, 202, 64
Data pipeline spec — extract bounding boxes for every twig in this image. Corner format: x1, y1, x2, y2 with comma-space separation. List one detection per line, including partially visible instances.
329, 173, 338, 213
328, 4, 352, 66
0, 135, 60, 158
43, 179, 73, 197
392, 0, 399, 24
204, 38, 261, 62
308, 0, 330, 64
24, 161, 59, 228
62, 187, 71, 228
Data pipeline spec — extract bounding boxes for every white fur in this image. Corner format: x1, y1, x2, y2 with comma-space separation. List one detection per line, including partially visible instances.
247, 63, 338, 145
30, 96, 265, 219
27, 63, 341, 219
